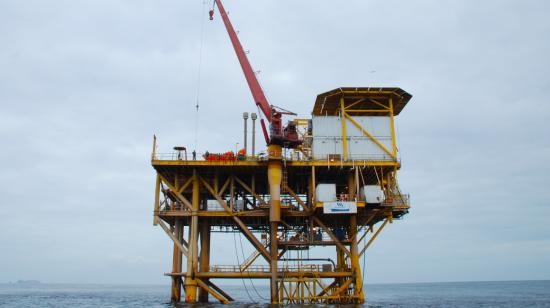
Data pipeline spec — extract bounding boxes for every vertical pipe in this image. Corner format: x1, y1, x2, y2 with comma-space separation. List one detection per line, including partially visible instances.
355, 168, 360, 201
310, 166, 316, 206
350, 215, 364, 303
268, 145, 282, 222
251, 174, 256, 207
230, 176, 235, 211
243, 112, 249, 154
267, 144, 282, 303
348, 172, 356, 200
185, 171, 200, 303
251, 113, 257, 156
270, 221, 279, 303
171, 220, 183, 302
340, 97, 348, 161
389, 97, 397, 159
214, 172, 219, 196
154, 174, 161, 225
348, 172, 364, 303
198, 221, 211, 302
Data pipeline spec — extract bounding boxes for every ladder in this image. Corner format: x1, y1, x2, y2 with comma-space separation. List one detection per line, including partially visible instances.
282, 167, 288, 193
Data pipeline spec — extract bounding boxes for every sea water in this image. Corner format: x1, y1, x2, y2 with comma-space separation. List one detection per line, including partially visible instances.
0, 280, 549, 307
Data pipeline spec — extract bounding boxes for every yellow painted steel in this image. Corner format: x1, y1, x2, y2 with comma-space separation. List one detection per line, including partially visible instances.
293, 118, 310, 126
389, 97, 398, 158
359, 218, 390, 257
343, 98, 365, 110
315, 201, 365, 208
198, 222, 211, 302
267, 144, 282, 222
346, 109, 390, 113
151, 158, 400, 168
153, 87, 411, 304
267, 143, 282, 303
340, 97, 348, 160
170, 219, 183, 302
153, 174, 160, 225
344, 113, 395, 159
369, 98, 391, 110
350, 215, 364, 303
196, 279, 229, 304
184, 173, 200, 303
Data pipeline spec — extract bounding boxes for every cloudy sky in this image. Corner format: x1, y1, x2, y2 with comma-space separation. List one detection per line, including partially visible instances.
1, 0, 549, 285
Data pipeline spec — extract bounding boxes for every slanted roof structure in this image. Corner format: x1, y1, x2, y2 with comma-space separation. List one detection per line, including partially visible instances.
312, 87, 412, 116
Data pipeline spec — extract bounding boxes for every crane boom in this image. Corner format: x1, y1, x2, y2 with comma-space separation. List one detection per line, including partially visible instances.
212, 0, 272, 121
210, 0, 301, 147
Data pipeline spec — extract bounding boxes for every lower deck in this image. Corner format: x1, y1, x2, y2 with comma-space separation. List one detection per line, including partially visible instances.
152, 159, 408, 304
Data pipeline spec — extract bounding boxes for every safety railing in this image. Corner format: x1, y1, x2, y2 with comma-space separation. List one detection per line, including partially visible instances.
383, 193, 410, 207
153, 151, 399, 163
210, 264, 329, 273
153, 152, 268, 162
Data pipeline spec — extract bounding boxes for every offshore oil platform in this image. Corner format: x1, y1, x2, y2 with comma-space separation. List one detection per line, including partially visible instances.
151, 0, 411, 304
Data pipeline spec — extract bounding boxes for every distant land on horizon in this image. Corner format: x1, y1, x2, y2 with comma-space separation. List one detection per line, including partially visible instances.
9, 280, 42, 285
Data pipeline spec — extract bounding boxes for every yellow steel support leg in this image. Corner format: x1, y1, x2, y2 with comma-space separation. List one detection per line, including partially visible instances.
336, 247, 345, 283
350, 215, 364, 303
198, 221, 211, 302
170, 219, 183, 302
184, 172, 200, 303
348, 172, 364, 303
267, 144, 282, 303
270, 220, 280, 303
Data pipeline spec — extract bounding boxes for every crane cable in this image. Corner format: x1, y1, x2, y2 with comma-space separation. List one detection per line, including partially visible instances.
238, 232, 268, 300
193, 0, 208, 152
355, 229, 367, 296
232, 231, 256, 303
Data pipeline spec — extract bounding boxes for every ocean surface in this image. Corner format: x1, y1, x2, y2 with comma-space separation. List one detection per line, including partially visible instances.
0, 280, 549, 307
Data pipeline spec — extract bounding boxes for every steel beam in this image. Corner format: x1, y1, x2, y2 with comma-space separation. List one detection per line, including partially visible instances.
196, 278, 229, 304
184, 172, 200, 303
158, 174, 194, 211
359, 218, 389, 257
200, 176, 271, 262
170, 219, 184, 302
234, 175, 268, 206
158, 219, 189, 258
198, 221, 211, 302
312, 216, 351, 257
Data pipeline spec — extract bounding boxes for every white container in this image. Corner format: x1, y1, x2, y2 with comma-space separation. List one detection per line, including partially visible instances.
311, 116, 393, 160
207, 199, 224, 211
360, 185, 385, 204
316, 184, 337, 202
235, 199, 245, 211
312, 116, 342, 136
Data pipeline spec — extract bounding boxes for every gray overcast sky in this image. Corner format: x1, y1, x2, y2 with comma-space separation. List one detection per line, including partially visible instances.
1, 0, 549, 285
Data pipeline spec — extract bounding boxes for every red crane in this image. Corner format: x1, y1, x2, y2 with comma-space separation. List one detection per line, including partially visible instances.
209, 0, 301, 147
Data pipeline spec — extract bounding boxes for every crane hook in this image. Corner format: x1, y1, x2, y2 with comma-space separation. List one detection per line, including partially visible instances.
209, 9, 214, 20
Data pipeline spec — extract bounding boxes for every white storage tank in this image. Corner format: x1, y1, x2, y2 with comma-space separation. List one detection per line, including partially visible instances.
360, 185, 385, 204
315, 184, 337, 202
